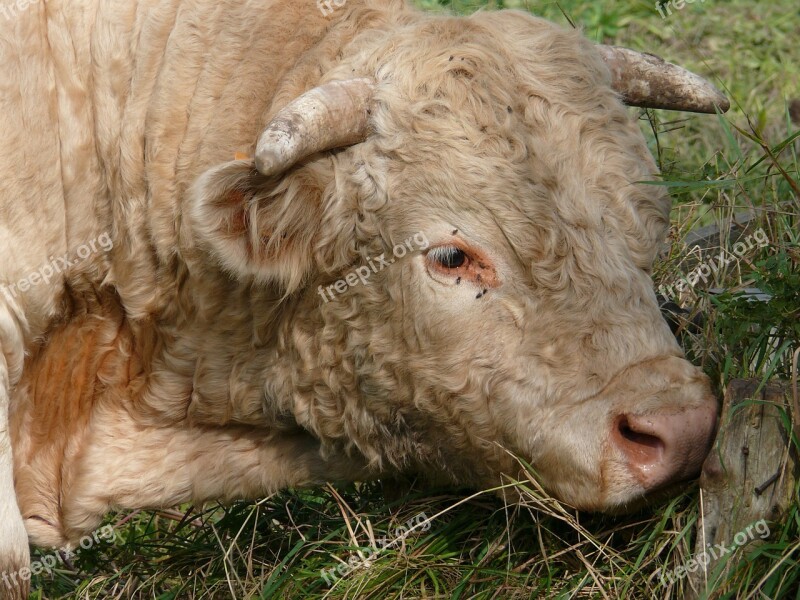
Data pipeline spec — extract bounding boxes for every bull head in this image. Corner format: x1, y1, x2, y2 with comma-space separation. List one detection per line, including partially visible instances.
190, 14, 722, 512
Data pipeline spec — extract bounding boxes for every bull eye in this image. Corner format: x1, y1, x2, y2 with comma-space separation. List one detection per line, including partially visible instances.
428, 246, 468, 270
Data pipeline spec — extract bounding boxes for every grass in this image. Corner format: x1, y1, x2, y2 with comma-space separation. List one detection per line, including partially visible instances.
29, 1, 800, 598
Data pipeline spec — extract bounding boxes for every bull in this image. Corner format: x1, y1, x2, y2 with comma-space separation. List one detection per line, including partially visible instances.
0, 0, 726, 596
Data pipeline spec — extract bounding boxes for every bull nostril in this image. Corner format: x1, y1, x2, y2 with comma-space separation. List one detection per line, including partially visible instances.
618, 418, 663, 450
615, 416, 665, 462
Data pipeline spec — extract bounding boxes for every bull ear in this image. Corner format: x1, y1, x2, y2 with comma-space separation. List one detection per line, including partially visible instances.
190, 79, 374, 290
189, 159, 324, 292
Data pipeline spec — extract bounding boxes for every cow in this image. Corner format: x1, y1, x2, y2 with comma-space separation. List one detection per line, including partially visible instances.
0, 0, 727, 596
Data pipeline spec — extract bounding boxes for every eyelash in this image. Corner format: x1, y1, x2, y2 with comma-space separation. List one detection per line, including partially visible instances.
427, 246, 469, 270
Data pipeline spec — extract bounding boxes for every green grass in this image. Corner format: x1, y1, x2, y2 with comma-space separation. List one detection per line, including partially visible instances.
29, 1, 800, 598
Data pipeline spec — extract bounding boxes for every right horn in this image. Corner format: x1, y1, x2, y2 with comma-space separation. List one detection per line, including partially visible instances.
597, 45, 730, 114
255, 78, 376, 177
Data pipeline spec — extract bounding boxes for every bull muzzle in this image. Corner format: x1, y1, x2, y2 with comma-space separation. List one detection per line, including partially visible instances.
613, 402, 717, 490
604, 356, 719, 502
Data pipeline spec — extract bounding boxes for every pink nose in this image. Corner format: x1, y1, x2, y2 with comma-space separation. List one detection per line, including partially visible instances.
612, 403, 718, 490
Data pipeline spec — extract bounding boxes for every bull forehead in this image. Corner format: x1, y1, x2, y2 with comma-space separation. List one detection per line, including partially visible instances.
372, 124, 662, 300
356, 12, 669, 278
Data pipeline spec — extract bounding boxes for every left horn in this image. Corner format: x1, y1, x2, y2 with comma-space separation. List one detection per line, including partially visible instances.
255, 78, 376, 176
597, 45, 729, 114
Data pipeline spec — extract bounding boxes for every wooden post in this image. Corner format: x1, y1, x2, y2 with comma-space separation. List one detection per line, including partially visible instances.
686, 379, 798, 598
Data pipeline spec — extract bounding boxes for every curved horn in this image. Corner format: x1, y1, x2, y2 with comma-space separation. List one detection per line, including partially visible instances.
597, 45, 729, 114
255, 78, 375, 176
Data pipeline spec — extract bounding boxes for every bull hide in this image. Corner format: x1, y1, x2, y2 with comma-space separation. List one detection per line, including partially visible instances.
0, 0, 719, 597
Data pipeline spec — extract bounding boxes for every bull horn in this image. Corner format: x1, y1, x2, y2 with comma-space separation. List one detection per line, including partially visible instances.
255, 78, 376, 176
597, 45, 730, 114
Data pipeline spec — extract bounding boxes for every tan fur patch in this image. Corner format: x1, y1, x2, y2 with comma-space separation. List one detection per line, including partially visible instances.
11, 293, 142, 546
